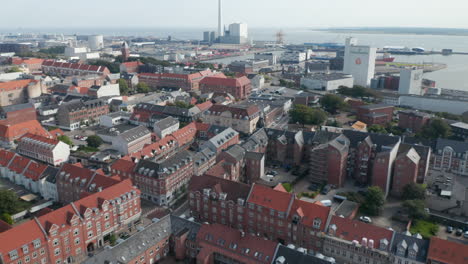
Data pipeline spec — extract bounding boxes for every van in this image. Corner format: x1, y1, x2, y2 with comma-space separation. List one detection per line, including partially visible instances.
321, 200, 332, 207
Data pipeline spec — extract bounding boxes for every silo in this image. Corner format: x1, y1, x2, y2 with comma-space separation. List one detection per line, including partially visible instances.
88, 35, 104, 50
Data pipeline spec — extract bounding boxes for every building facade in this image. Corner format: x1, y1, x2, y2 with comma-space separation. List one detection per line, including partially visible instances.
16, 133, 70, 166
202, 105, 260, 134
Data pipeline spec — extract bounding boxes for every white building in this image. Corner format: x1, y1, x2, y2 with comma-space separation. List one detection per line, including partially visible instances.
153, 116, 180, 139
88, 35, 104, 50
99, 111, 131, 127
219, 23, 249, 44
16, 134, 70, 166
399, 68, 423, 95
343, 37, 376, 87
254, 52, 277, 65
92, 83, 120, 98
249, 74, 265, 90
301, 73, 354, 91
280, 50, 313, 64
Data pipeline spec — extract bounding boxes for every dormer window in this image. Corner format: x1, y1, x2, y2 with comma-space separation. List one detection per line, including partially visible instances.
313, 218, 322, 229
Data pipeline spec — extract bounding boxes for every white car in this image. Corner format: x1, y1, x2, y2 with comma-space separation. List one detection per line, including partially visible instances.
359, 216, 372, 223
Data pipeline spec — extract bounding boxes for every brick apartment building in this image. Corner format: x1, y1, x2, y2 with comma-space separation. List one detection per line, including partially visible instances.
309, 134, 350, 187
398, 110, 432, 133
0, 119, 50, 148
202, 105, 261, 134
391, 147, 421, 197
199, 76, 252, 99
56, 163, 121, 204
133, 150, 193, 205
356, 103, 394, 126
201, 127, 240, 154
265, 129, 305, 167
16, 133, 70, 166
42, 60, 110, 77
57, 99, 109, 130
138, 70, 219, 91
0, 179, 141, 264
0, 103, 37, 124
189, 176, 331, 252
324, 215, 394, 264
130, 103, 200, 126
119, 61, 143, 74
10, 57, 44, 72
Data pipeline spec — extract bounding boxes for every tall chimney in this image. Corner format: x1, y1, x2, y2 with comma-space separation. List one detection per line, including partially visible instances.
218, 0, 224, 37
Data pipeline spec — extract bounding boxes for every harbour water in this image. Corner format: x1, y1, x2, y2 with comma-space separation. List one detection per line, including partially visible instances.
3, 27, 467, 90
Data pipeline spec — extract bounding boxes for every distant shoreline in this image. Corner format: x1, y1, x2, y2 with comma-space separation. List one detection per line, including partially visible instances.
314, 28, 468, 37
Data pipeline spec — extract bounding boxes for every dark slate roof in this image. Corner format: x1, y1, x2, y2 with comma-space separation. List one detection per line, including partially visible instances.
97, 124, 139, 137
435, 138, 468, 154
245, 151, 264, 160
194, 148, 216, 166
170, 215, 201, 242
398, 143, 431, 160
135, 150, 192, 178
43, 166, 59, 184
1, 103, 34, 113
334, 200, 359, 218
302, 131, 317, 145
188, 175, 250, 202
358, 103, 393, 110
391, 232, 430, 263
274, 245, 334, 264
402, 136, 434, 149
154, 116, 179, 130
207, 124, 229, 135
83, 215, 172, 264
342, 130, 400, 152
60, 98, 106, 112
119, 125, 151, 143
313, 130, 340, 145
242, 128, 268, 152
223, 145, 246, 162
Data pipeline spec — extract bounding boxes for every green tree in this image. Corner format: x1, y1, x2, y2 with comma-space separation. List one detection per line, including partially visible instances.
6, 66, 22, 73
173, 101, 193, 109
88, 59, 120, 73
0, 190, 28, 215
337, 85, 380, 98
403, 199, 428, 220
109, 234, 117, 246
86, 135, 103, 148
361, 186, 385, 216
320, 94, 346, 114
402, 183, 426, 200
57, 135, 73, 146
136, 82, 150, 93
368, 124, 388, 134
418, 118, 451, 139
0, 213, 13, 225
289, 105, 327, 126
118, 79, 129, 95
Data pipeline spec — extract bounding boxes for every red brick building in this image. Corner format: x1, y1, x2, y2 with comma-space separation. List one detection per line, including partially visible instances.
56, 163, 121, 204
138, 70, 217, 91
356, 104, 394, 126
0, 103, 37, 124
0, 119, 50, 148
189, 176, 331, 252
200, 76, 252, 99
119, 61, 143, 74
0, 179, 141, 264
391, 147, 421, 197
56, 99, 109, 130
196, 223, 278, 264
11, 57, 44, 71
42, 60, 110, 77
309, 134, 350, 187
398, 110, 431, 133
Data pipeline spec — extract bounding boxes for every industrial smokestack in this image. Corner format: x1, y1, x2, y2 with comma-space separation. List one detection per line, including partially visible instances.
218, 0, 224, 37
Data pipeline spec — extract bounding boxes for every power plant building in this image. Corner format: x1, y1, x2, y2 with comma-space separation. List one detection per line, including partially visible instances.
88, 35, 104, 50
343, 37, 376, 87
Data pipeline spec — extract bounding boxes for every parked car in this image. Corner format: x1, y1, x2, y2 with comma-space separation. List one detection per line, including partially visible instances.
456, 229, 463, 236
464, 231, 468, 239
359, 216, 372, 223
321, 185, 331, 195
446, 226, 454, 233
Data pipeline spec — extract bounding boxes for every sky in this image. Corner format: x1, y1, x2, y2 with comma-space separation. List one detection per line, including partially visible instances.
1, 0, 467, 29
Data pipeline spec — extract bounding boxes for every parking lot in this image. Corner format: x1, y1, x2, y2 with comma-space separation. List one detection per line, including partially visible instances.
258, 165, 297, 187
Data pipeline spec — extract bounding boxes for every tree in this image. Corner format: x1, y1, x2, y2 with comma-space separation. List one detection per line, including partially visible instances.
361, 186, 385, 216
418, 118, 451, 139
289, 105, 327, 126
0, 213, 13, 225
0, 190, 27, 215
337, 85, 380, 98
368, 124, 388, 134
86, 135, 103, 148
173, 101, 193, 109
118, 79, 129, 95
136, 82, 150, 93
88, 60, 120, 73
320, 94, 346, 114
402, 183, 426, 200
57, 135, 73, 146
403, 199, 428, 220
6, 66, 22, 73
109, 233, 117, 246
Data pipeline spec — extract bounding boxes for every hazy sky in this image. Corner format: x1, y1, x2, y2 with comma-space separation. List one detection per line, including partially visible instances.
1, 0, 467, 29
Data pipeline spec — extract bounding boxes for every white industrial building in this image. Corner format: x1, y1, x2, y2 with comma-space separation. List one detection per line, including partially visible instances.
301, 73, 354, 91
399, 95, 468, 115
343, 37, 376, 87
280, 50, 313, 63
88, 35, 104, 50
254, 52, 277, 65
399, 68, 423, 95
99, 111, 131, 127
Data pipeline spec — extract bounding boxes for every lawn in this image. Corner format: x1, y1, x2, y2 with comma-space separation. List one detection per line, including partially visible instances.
410, 220, 439, 239
77, 146, 99, 153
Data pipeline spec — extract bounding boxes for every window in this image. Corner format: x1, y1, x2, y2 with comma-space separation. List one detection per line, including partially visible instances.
87, 231, 93, 238
313, 218, 322, 229
25, 256, 30, 263
32, 252, 37, 259
23, 245, 29, 254
87, 222, 92, 229
53, 239, 59, 246
9, 250, 18, 260
54, 248, 60, 256
75, 238, 80, 245
33, 240, 41, 249
73, 229, 79, 236
40, 249, 45, 255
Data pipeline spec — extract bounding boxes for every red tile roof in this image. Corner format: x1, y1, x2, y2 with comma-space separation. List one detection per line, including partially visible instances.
8, 155, 31, 174
121, 61, 143, 68
196, 101, 213, 112
247, 184, 294, 213
428, 237, 468, 264
12, 58, 44, 65
329, 215, 394, 250
0, 120, 50, 142
49, 128, 65, 139
205, 160, 230, 179
207, 105, 260, 119
23, 161, 48, 181
111, 158, 137, 175
0, 219, 12, 232
0, 79, 37, 91
20, 132, 59, 145
59, 163, 119, 190
289, 199, 330, 230
196, 223, 278, 264
171, 122, 197, 147
0, 149, 15, 167
42, 60, 109, 73
68, 85, 90, 95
